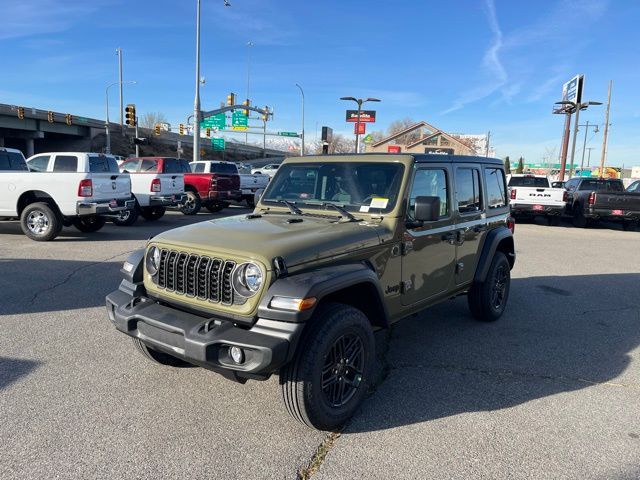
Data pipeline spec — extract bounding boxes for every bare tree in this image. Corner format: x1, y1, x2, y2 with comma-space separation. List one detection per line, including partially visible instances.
387, 117, 422, 144
308, 134, 355, 154
140, 112, 168, 129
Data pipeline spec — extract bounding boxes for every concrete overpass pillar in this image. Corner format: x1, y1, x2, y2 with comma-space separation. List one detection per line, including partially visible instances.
25, 138, 34, 158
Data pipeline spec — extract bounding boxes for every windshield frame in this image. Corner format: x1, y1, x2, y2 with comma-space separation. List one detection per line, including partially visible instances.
260, 160, 406, 215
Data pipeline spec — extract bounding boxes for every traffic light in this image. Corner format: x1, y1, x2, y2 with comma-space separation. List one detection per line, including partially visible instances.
243, 99, 250, 116
17, 107, 25, 120
227, 92, 236, 106
179, 123, 185, 135
65, 114, 73, 126
125, 104, 136, 127
47, 111, 54, 123
206, 127, 211, 137
262, 106, 269, 122
154, 124, 161, 135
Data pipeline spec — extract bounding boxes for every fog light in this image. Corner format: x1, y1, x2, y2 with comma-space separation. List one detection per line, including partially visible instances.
229, 346, 245, 364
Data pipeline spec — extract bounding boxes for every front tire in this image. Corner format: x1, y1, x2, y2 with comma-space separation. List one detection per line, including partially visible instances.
20, 202, 62, 241
140, 206, 166, 221
468, 251, 511, 322
572, 204, 588, 228
180, 190, 201, 215
280, 303, 374, 431
73, 215, 106, 233
131, 338, 192, 367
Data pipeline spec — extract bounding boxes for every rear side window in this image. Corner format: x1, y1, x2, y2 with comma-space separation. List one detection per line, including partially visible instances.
140, 159, 159, 172
53, 155, 78, 172
192, 163, 206, 173
163, 158, 183, 173
121, 160, 139, 172
456, 168, 482, 214
210, 163, 238, 174
27, 155, 51, 172
0, 151, 28, 171
508, 176, 549, 188
89, 156, 120, 173
485, 168, 507, 209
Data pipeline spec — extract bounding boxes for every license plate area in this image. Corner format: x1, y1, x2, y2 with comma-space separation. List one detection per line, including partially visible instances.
611, 209, 623, 215
109, 199, 118, 208
533, 205, 544, 211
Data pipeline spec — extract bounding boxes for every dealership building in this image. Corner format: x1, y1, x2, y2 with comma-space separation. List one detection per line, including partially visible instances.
364, 120, 494, 157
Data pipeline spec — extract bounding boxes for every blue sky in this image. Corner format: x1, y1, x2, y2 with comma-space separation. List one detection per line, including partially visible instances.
2, 0, 639, 165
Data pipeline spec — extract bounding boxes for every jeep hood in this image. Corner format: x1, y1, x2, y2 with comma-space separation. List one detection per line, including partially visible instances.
151, 213, 385, 270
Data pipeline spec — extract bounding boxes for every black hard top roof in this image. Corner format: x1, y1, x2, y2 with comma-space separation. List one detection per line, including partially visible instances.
304, 152, 503, 166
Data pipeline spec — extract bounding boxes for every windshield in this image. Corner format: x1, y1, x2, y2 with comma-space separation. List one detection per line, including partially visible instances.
261, 162, 405, 213
578, 179, 624, 192
508, 176, 549, 188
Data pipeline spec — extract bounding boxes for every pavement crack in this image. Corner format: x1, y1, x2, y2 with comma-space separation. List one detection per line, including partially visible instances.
389, 362, 640, 390
28, 250, 134, 305
296, 431, 341, 480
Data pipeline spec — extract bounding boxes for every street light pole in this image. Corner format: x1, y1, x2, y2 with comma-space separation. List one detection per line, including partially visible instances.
117, 48, 124, 134
295, 83, 305, 156
599, 80, 613, 178
340, 96, 381, 154
568, 105, 582, 178
579, 121, 598, 175
106, 80, 136, 154
245, 40, 253, 145
193, 0, 202, 163
555, 99, 601, 179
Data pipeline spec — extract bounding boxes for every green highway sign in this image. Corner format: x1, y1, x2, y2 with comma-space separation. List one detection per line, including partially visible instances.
278, 131, 299, 137
200, 112, 226, 130
232, 110, 248, 130
211, 138, 225, 151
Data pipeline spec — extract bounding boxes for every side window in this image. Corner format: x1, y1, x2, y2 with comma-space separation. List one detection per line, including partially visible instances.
192, 163, 205, 173
629, 182, 639, 192
121, 160, 139, 172
53, 155, 78, 172
407, 168, 449, 221
163, 158, 182, 173
485, 168, 507, 209
140, 160, 159, 172
456, 168, 482, 214
565, 179, 578, 191
27, 155, 51, 172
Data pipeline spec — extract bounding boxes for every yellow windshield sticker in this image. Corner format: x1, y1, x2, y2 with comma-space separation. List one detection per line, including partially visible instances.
370, 198, 389, 209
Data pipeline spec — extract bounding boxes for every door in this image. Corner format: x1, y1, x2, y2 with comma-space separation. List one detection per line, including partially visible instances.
401, 164, 457, 306
454, 165, 486, 286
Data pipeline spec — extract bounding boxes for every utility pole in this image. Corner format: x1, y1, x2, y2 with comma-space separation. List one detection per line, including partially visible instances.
193, 0, 202, 164
117, 48, 124, 134
245, 41, 253, 145
579, 121, 598, 175
586, 147, 595, 167
599, 80, 613, 178
485, 131, 491, 157
135, 116, 140, 157
558, 112, 572, 182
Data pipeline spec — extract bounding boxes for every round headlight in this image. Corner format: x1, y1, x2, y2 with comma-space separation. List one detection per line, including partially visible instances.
232, 262, 263, 297
146, 246, 161, 276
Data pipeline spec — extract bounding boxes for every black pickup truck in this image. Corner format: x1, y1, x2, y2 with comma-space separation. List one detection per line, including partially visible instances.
564, 177, 640, 229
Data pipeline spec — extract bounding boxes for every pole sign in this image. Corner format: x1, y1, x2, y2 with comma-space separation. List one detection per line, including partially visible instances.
321, 126, 333, 143
278, 131, 299, 137
345, 110, 376, 123
562, 74, 584, 104
231, 111, 248, 131
211, 138, 225, 151
354, 123, 366, 134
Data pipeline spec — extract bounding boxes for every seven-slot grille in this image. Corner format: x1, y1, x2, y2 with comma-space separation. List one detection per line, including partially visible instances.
156, 248, 236, 305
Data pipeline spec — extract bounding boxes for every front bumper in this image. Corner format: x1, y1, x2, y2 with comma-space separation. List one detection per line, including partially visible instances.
511, 203, 564, 216
77, 197, 135, 216
105, 282, 303, 380
149, 193, 187, 207
205, 189, 242, 201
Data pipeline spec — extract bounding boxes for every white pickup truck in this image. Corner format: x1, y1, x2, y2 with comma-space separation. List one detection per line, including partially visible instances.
507, 174, 565, 224
0, 149, 133, 241
114, 157, 188, 226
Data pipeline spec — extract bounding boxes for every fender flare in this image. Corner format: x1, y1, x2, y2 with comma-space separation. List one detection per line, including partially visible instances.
473, 227, 515, 284
257, 263, 389, 326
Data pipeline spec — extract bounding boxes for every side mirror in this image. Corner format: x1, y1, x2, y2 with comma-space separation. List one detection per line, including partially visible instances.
414, 196, 441, 222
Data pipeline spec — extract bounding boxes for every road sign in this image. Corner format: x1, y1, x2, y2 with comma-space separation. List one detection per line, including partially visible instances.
278, 131, 299, 137
346, 110, 376, 123
232, 110, 248, 130
363, 133, 373, 144
562, 74, 584, 104
354, 123, 366, 134
212, 138, 225, 151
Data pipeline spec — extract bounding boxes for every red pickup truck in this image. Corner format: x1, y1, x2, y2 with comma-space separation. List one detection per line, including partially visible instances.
182, 161, 242, 215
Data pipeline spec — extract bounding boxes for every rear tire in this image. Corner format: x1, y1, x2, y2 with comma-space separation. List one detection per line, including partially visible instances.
131, 338, 192, 367
140, 206, 166, 221
468, 251, 511, 322
112, 206, 139, 226
548, 215, 560, 226
205, 202, 227, 213
180, 190, 201, 215
572, 204, 588, 228
623, 220, 638, 231
20, 202, 62, 241
280, 303, 375, 431
73, 215, 106, 233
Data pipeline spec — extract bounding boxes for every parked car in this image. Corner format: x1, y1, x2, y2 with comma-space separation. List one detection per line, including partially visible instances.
507, 174, 565, 224
106, 153, 515, 430
183, 160, 241, 215
0, 150, 133, 241
251, 163, 280, 177
563, 177, 640, 229
114, 157, 188, 226
191, 161, 265, 208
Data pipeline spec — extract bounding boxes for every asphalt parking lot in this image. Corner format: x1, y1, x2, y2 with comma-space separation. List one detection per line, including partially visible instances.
1, 211, 639, 479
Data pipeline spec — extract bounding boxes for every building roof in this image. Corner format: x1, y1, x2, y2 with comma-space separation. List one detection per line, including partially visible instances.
406, 130, 475, 152
371, 120, 440, 148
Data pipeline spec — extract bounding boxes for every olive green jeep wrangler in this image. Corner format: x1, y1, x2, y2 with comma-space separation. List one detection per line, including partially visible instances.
106, 154, 515, 430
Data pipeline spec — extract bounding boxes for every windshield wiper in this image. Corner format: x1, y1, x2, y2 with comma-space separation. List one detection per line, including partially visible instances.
279, 200, 303, 215
303, 201, 357, 222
